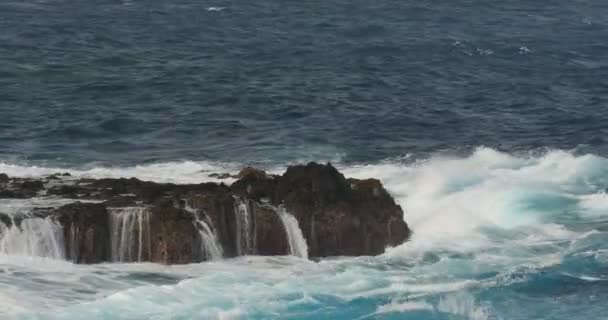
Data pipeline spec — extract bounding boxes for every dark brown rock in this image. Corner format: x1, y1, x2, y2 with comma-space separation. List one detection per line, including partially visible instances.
231, 170, 279, 202
48, 185, 82, 197
0, 173, 8, 183
102, 196, 138, 207
147, 205, 196, 264
253, 203, 289, 256
275, 162, 410, 257
5, 162, 411, 264
208, 173, 235, 180
20, 180, 44, 192
238, 167, 267, 180
0, 189, 21, 198
0, 212, 12, 228
53, 202, 111, 264
186, 193, 240, 257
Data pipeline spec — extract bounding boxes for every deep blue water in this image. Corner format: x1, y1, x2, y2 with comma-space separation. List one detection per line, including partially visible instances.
1, 0, 608, 166
2, 1, 608, 319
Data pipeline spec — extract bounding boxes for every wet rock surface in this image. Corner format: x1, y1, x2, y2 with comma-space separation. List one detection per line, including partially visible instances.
0, 163, 411, 264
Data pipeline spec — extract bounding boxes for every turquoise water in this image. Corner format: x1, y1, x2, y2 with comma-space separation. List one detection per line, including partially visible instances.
2, 148, 608, 319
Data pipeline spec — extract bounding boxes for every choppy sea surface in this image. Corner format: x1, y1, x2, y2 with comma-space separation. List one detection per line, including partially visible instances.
1, 0, 608, 319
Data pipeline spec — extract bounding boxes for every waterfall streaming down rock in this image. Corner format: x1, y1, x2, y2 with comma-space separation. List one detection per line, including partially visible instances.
67, 223, 79, 262
184, 204, 223, 261
0, 214, 65, 259
234, 197, 254, 255
109, 207, 151, 262
195, 217, 223, 260
277, 206, 309, 259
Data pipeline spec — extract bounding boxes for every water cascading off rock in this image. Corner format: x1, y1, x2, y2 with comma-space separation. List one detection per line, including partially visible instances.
109, 207, 151, 263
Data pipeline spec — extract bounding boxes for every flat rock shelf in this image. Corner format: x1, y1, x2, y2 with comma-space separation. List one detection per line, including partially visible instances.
0, 163, 411, 264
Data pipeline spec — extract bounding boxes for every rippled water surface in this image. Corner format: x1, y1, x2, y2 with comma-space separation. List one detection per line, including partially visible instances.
1, 0, 608, 165
1, 0, 608, 319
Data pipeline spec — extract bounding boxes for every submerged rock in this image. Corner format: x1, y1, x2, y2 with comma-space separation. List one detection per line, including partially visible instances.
6, 163, 411, 264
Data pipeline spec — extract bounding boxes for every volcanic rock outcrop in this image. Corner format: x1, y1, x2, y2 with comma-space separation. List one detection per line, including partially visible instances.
0, 163, 411, 264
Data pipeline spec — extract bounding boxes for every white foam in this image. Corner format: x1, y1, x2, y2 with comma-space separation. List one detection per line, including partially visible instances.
437, 292, 490, 320
341, 147, 608, 254
0, 160, 240, 184
375, 300, 433, 314
579, 192, 608, 216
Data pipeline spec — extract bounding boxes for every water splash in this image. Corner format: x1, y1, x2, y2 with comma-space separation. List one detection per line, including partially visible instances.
277, 206, 308, 259
437, 292, 490, 320
109, 207, 151, 262
0, 215, 65, 259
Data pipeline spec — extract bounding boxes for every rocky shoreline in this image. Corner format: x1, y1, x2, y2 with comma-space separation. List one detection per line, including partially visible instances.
0, 163, 411, 264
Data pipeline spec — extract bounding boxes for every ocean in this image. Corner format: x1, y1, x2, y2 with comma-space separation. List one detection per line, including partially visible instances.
1, 0, 608, 319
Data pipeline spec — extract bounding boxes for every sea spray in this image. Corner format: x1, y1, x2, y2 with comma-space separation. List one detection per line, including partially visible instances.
437, 292, 490, 320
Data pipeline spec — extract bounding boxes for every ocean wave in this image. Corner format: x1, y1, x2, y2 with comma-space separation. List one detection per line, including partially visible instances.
2, 147, 608, 318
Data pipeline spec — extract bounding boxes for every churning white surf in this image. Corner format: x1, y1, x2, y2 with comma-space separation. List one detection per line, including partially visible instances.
1, 147, 608, 319
342, 147, 608, 253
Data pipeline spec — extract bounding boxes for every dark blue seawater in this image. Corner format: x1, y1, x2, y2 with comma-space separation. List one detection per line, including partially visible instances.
2, 1, 608, 319
1, 0, 608, 166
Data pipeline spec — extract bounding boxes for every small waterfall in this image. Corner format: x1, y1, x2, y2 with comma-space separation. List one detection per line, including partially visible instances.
68, 223, 79, 262
277, 206, 309, 259
184, 203, 223, 261
109, 207, 151, 262
234, 197, 253, 256
0, 215, 65, 259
